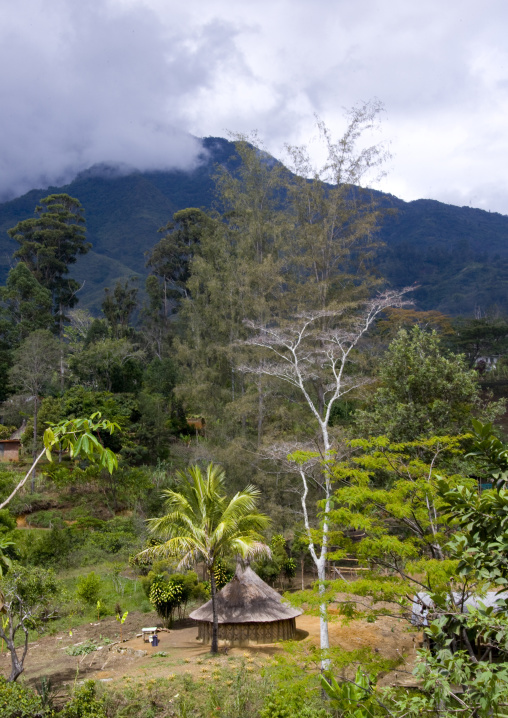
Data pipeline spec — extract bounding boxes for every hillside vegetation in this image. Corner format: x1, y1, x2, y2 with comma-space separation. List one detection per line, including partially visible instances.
2, 110, 508, 716
0, 136, 507, 314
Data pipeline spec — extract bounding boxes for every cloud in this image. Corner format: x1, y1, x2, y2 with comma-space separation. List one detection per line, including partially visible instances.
0, 0, 207, 199
2, 0, 508, 213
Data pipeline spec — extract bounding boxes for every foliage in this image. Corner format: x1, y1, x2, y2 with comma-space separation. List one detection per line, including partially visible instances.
148, 574, 183, 626
76, 571, 102, 605
138, 462, 270, 652
42, 413, 119, 471
331, 433, 471, 565
69, 337, 145, 393
320, 667, 376, 718
7, 193, 90, 329
0, 262, 53, 346
294, 429, 508, 717
0, 564, 60, 681
0, 675, 48, 718
255, 534, 295, 587
65, 639, 99, 656
60, 681, 107, 718
467, 417, 508, 486
355, 326, 488, 441
260, 688, 329, 718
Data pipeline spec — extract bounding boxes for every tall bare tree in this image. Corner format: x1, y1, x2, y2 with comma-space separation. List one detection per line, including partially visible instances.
242, 290, 410, 667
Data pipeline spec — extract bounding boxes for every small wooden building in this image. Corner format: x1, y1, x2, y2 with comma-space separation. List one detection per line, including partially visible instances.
0, 439, 21, 462
190, 564, 302, 646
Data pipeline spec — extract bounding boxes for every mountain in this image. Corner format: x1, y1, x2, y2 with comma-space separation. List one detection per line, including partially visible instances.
0, 136, 507, 315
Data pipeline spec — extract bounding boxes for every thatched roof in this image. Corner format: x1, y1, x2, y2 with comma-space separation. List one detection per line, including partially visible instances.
190, 565, 302, 624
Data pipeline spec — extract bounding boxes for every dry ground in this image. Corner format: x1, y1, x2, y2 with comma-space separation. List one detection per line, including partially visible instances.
0, 604, 420, 690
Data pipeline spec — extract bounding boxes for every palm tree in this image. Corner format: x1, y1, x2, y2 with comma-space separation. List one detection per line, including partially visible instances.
139, 463, 270, 653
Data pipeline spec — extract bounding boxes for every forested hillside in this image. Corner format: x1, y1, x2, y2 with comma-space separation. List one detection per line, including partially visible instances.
3, 111, 508, 716
1, 135, 507, 314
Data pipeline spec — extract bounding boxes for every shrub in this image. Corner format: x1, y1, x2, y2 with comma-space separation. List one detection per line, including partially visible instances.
61, 681, 107, 718
260, 688, 329, 718
22, 527, 76, 566
76, 572, 102, 605
28, 510, 66, 529
149, 574, 183, 627
65, 640, 99, 656
0, 676, 47, 718
0, 509, 16, 533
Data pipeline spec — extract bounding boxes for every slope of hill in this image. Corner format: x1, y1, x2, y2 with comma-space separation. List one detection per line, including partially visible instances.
0, 136, 507, 315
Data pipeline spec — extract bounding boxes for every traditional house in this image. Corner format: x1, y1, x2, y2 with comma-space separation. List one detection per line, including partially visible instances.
190, 563, 302, 645
0, 423, 25, 463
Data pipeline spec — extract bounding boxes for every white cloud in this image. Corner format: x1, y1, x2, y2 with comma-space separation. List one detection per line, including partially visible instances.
2, 0, 508, 213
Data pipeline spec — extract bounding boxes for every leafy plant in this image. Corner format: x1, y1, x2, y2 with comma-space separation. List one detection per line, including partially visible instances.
115, 610, 128, 641
320, 667, 376, 717
60, 680, 107, 718
0, 676, 47, 717
76, 572, 102, 605
149, 574, 183, 627
65, 640, 99, 656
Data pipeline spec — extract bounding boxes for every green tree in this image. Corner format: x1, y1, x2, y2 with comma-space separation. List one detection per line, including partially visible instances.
9, 330, 60, 489
138, 462, 270, 653
355, 326, 492, 441
0, 412, 119, 510
0, 263, 53, 346
101, 278, 138, 338
294, 430, 508, 717
148, 208, 215, 312
0, 564, 60, 681
451, 315, 508, 368
7, 194, 90, 333
177, 106, 391, 445
69, 337, 145, 392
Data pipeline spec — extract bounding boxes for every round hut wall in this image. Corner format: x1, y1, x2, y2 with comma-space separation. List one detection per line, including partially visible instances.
190, 565, 302, 646
197, 617, 297, 644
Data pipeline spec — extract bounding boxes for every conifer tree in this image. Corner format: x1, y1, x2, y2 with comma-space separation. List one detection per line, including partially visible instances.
8, 194, 90, 334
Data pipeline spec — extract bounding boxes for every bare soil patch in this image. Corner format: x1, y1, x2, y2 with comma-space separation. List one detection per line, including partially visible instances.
0, 604, 420, 690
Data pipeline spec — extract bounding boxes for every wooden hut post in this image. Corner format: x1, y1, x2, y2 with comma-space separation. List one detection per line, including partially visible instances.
209, 567, 219, 654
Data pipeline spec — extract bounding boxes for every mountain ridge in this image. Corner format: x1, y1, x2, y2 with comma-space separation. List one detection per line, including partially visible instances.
1, 136, 507, 315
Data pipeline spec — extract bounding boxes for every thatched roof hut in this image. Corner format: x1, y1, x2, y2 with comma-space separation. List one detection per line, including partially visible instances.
190, 564, 302, 645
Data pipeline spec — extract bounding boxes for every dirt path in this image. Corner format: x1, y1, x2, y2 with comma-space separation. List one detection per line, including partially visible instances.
0, 609, 420, 689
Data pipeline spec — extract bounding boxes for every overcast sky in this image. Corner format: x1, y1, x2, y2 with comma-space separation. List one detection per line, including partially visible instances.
2, 0, 508, 213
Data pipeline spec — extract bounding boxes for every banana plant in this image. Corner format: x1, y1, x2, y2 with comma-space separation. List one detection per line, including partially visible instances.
115, 611, 128, 642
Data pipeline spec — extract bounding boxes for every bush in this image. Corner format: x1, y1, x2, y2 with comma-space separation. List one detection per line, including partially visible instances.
0, 509, 16, 533
148, 574, 183, 627
0, 675, 47, 717
76, 572, 102, 605
28, 510, 66, 529
22, 527, 76, 566
61, 681, 107, 718
260, 688, 329, 718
